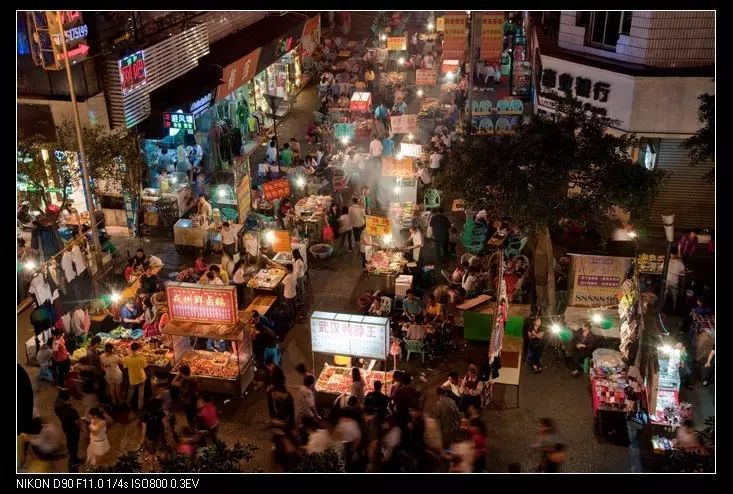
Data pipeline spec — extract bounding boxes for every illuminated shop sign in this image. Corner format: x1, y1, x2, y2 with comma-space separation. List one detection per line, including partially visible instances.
119, 50, 147, 95
163, 111, 195, 131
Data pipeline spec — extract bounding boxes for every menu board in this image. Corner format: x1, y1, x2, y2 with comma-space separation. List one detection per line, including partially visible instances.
443, 13, 467, 59
382, 156, 414, 178
387, 36, 407, 51
271, 230, 291, 253
390, 114, 418, 134
310, 312, 390, 360
366, 215, 391, 237
400, 143, 422, 158
415, 68, 438, 86
567, 254, 634, 307
166, 283, 238, 325
480, 12, 504, 62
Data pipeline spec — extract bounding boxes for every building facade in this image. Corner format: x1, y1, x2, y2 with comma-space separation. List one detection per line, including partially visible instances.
530, 11, 715, 233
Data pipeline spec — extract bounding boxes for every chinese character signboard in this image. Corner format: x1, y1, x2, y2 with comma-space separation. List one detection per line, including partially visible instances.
119, 50, 147, 95
310, 312, 390, 360
436, 16, 445, 32
382, 156, 414, 178
271, 230, 291, 253
443, 13, 467, 60
166, 283, 238, 325
366, 215, 391, 237
399, 143, 422, 157
216, 48, 262, 102
390, 114, 418, 134
334, 123, 356, 139
538, 58, 616, 117
415, 68, 438, 86
163, 112, 195, 131
480, 12, 504, 62
567, 254, 633, 307
387, 36, 407, 51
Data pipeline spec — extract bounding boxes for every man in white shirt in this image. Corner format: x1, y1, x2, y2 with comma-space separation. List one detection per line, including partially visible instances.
415, 165, 433, 186
282, 264, 298, 321
220, 221, 238, 259
348, 198, 367, 244
429, 151, 442, 170
294, 375, 320, 427
665, 254, 686, 310
71, 306, 87, 338
405, 226, 424, 263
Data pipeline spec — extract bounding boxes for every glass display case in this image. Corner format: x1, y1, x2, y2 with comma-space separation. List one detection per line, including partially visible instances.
164, 318, 254, 397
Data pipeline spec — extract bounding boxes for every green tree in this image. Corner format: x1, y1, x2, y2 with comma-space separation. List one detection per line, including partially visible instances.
435, 94, 667, 312
17, 121, 84, 211
681, 93, 714, 183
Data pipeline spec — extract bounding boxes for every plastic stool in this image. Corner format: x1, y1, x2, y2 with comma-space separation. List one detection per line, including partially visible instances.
582, 356, 591, 374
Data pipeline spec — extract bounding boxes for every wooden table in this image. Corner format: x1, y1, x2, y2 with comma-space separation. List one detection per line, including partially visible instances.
493, 335, 523, 409
247, 268, 286, 293
121, 265, 163, 300
245, 295, 277, 316
457, 295, 492, 311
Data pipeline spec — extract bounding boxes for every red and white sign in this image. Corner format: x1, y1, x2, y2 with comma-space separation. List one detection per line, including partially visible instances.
442, 12, 467, 60
310, 312, 390, 360
216, 48, 262, 102
166, 283, 238, 325
349, 91, 372, 112
415, 68, 438, 86
118, 50, 147, 95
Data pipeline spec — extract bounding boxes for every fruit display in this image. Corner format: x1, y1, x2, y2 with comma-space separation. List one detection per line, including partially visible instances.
637, 253, 665, 274
71, 337, 173, 368
174, 350, 241, 380
315, 363, 395, 394
262, 178, 291, 201
418, 97, 441, 118
366, 250, 405, 275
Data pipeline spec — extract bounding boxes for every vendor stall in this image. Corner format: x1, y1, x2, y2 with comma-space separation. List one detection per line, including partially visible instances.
142, 172, 196, 220
247, 267, 287, 293
294, 195, 332, 241
173, 218, 207, 252
162, 283, 254, 397
310, 311, 394, 394
366, 248, 406, 276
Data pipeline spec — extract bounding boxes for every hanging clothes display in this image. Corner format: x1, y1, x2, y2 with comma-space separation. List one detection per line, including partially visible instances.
247, 115, 259, 137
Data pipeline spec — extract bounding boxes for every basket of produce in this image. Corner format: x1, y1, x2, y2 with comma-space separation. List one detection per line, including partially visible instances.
310, 244, 334, 260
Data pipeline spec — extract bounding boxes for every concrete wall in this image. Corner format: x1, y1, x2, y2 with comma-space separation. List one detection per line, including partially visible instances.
629, 77, 714, 135
17, 92, 111, 131
558, 11, 714, 68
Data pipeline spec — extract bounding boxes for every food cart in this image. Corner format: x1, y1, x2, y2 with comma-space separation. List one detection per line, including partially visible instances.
162, 283, 254, 397
310, 311, 395, 395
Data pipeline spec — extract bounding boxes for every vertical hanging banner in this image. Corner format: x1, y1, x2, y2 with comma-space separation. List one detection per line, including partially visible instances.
301, 15, 321, 57
480, 12, 505, 62
442, 12, 467, 60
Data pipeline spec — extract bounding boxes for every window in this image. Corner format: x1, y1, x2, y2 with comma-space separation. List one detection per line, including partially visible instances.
589, 11, 629, 49
576, 11, 590, 27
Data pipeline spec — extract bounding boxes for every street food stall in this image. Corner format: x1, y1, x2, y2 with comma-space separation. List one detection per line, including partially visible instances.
294, 195, 332, 242
142, 172, 196, 219
310, 311, 395, 394
162, 283, 254, 397
173, 217, 207, 252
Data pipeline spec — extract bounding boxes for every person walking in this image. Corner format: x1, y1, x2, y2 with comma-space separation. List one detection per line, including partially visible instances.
85, 408, 110, 466
527, 317, 545, 373
349, 197, 367, 246
123, 342, 147, 411
54, 389, 81, 471
172, 364, 199, 428
100, 343, 124, 407
282, 264, 298, 322
292, 248, 306, 306
429, 208, 451, 261
433, 387, 461, 449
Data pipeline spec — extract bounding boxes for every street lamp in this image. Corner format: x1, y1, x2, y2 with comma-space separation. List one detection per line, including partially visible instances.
658, 213, 675, 311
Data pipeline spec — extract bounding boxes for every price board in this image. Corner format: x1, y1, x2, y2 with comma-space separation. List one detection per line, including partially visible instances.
415, 68, 438, 86
366, 215, 391, 237
390, 114, 418, 134
310, 311, 390, 360
567, 254, 634, 307
271, 230, 291, 253
387, 36, 407, 51
166, 282, 238, 325
382, 156, 414, 178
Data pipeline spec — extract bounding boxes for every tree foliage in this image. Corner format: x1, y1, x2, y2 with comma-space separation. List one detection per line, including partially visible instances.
681, 93, 714, 183
287, 448, 344, 473
17, 121, 84, 211
435, 94, 668, 239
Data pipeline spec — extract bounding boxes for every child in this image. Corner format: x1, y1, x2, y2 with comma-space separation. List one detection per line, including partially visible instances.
194, 254, 208, 276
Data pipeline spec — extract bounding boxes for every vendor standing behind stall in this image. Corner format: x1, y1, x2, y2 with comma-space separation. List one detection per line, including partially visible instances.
404, 226, 424, 264
197, 194, 212, 224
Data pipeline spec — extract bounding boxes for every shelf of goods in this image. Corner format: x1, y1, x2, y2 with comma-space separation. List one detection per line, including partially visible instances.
366, 249, 405, 275
70, 334, 173, 371
316, 363, 395, 395
637, 253, 665, 275
163, 317, 254, 397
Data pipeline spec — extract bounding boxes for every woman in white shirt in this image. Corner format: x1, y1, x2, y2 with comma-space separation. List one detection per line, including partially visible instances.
429, 151, 442, 170
292, 248, 306, 304
462, 267, 480, 295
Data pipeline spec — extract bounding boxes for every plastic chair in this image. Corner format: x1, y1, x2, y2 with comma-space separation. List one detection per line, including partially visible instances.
479, 118, 494, 131
496, 117, 511, 132
423, 188, 442, 209
509, 99, 524, 113
497, 100, 510, 112
405, 339, 426, 362
504, 236, 527, 258
478, 100, 492, 113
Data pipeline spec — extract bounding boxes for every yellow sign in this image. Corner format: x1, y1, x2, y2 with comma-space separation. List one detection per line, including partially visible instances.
567, 254, 634, 307
271, 230, 291, 253
382, 156, 414, 178
366, 215, 391, 237
387, 36, 407, 51
436, 17, 445, 32
480, 12, 504, 62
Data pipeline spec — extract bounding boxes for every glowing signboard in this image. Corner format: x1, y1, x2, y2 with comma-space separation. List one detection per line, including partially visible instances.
119, 50, 147, 95
310, 311, 390, 360
166, 283, 238, 325
163, 112, 195, 131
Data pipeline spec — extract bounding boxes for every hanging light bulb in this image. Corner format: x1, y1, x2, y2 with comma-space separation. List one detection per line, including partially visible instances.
110, 293, 121, 303
551, 324, 562, 334
427, 22, 434, 31
592, 313, 602, 324
398, 57, 405, 65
